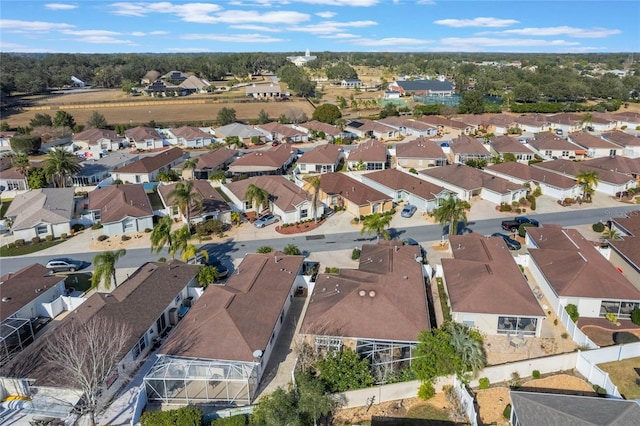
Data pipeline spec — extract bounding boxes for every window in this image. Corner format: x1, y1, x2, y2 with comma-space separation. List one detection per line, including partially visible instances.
300, 209, 308, 219
497, 316, 537, 335
132, 335, 147, 360
175, 293, 182, 304
545, 150, 552, 157
300, 163, 306, 171
609, 149, 617, 156
94, 210, 101, 221
562, 151, 569, 157
36, 225, 48, 235
156, 313, 166, 333
600, 300, 640, 318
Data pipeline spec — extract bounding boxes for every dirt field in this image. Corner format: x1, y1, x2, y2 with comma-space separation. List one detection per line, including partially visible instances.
333, 394, 451, 425
597, 356, 640, 399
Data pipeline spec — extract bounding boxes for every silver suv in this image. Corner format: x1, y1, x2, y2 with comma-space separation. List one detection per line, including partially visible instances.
46, 258, 84, 273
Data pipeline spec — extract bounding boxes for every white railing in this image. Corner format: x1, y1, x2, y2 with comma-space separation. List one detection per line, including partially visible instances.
453, 376, 478, 426
575, 342, 640, 399
130, 385, 147, 426
557, 303, 599, 349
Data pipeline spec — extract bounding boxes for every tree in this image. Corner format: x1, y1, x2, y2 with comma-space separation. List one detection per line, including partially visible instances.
576, 170, 599, 201
245, 183, 270, 214
225, 136, 244, 149
44, 147, 81, 187
360, 212, 392, 242
433, 194, 468, 237
91, 249, 127, 290
181, 157, 198, 180
445, 322, 486, 375
217, 107, 237, 126
9, 134, 41, 154
412, 328, 460, 383
335, 118, 347, 132
231, 211, 242, 226
87, 111, 108, 129
29, 113, 52, 128
257, 109, 271, 124
316, 347, 375, 392
43, 315, 130, 426
170, 225, 192, 259
513, 82, 539, 103
296, 373, 334, 426
307, 175, 321, 223
27, 167, 47, 189
197, 265, 220, 288
150, 215, 173, 255
602, 227, 621, 240
156, 168, 180, 182
326, 62, 358, 80
458, 90, 485, 114
167, 180, 203, 225
311, 104, 341, 125
7, 152, 30, 176
251, 387, 299, 426
283, 244, 301, 255
52, 110, 76, 129
0, 121, 9, 131
580, 112, 594, 130
379, 103, 399, 119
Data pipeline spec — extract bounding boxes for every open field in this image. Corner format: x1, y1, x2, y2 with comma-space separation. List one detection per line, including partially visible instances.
597, 356, 640, 399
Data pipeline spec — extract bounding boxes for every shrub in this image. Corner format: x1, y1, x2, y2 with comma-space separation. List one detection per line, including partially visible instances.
529, 197, 536, 210
257, 246, 273, 254
565, 304, 579, 323
631, 308, 640, 326
31, 237, 41, 245
613, 331, 640, 344
503, 404, 512, 419
499, 203, 512, 212
60, 233, 68, 240
532, 370, 541, 379
97, 235, 108, 242
91, 221, 103, 230
45, 235, 53, 242
605, 312, 617, 323
140, 406, 202, 426
210, 415, 249, 426
479, 377, 490, 389
121, 235, 131, 241
72, 223, 85, 232
592, 222, 605, 232
418, 381, 436, 400
351, 248, 361, 260
408, 168, 418, 174
144, 228, 152, 233
158, 257, 167, 262
14, 238, 25, 246
553, 318, 558, 326
593, 384, 607, 396
561, 332, 569, 339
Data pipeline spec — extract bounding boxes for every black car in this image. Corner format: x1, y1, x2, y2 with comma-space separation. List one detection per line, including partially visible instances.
401, 238, 427, 260
197, 256, 229, 278
515, 216, 539, 227
491, 233, 522, 251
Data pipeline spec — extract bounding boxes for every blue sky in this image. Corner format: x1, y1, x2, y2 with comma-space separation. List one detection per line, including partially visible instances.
1, 1, 638, 53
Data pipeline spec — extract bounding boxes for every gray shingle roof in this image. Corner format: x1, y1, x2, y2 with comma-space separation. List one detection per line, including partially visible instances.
5, 188, 75, 230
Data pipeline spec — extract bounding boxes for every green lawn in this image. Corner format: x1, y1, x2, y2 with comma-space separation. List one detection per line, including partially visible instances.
0, 239, 64, 257
0, 199, 12, 219
597, 356, 640, 400
64, 273, 93, 294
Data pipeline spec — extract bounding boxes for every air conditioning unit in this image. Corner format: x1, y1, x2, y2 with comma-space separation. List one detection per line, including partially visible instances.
183, 297, 193, 308
168, 308, 178, 326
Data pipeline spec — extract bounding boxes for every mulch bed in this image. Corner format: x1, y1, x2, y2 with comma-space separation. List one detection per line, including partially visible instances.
275, 219, 325, 234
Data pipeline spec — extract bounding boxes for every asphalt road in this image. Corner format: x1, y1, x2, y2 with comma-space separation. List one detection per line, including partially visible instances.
2, 206, 638, 276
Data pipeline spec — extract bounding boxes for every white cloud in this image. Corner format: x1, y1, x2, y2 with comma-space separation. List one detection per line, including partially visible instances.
0, 19, 75, 32
319, 32, 359, 39
45, 3, 78, 10
417, 0, 436, 4
181, 33, 286, 43
291, 19, 376, 34
291, 0, 378, 5
316, 11, 336, 18
489, 26, 621, 38
76, 36, 133, 44
149, 30, 169, 35
130, 30, 169, 36
61, 29, 121, 36
434, 17, 519, 28
350, 37, 433, 47
207, 10, 310, 24
229, 24, 283, 32
109, 2, 222, 22
437, 37, 580, 51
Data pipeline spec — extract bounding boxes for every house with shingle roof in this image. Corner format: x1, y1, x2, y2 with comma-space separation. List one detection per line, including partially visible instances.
601, 130, 640, 158
345, 119, 399, 140
295, 120, 345, 142
607, 213, 640, 290
180, 148, 238, 180
346, 139, 389, 171
527, 132, 584, 160
299, 241, 429, 383
612, 111, 640, 129
449, 135, 492, 164
527, 226, 640, 321
245, 82, 282, 98
145, 253, 305, 405
222, 175, 322, 224
179, 75, 210, 94
227, 143, 296, 176
377, 116, 438, 137
165, 126, 213, 148
568, 132, 620, 158
71, 152, 139, 187
488, 135, 536, 162
419, 163, 527, 204
581, 155, 640, 179
389, 79, 454, 96
416, 116, 473, 137
72, 128, 121, 159
254, 122, 308, 143
214, 123, 264, 146
296, 143, 343, 174
318, 172, 393, 217
512, 113, 550, 134
545, 113, 583, 134
0, 165, 28, 191
87, 184, 153, 236
5, 188, 75, 241
442, 234, 545, 336
395, 137, 448, 169
124, 126, 164, 151
158, 180, 231, 225
485, 114, 517, 135
485, 161, 580, 201
112, 147, 186, 183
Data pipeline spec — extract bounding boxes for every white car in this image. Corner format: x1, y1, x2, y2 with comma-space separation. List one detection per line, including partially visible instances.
254, 214, 279, 228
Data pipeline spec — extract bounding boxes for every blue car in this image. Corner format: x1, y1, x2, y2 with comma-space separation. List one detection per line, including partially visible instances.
491, 233, 522, 251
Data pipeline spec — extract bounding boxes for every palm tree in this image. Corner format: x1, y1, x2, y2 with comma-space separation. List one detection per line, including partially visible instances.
8, 152, 30, 177
580, 112, 594, 131
167, 180, 203, 225
602, 227, 621, 240
181, 244, 208, 262
360, 212, 392, 242
170, 225, 192, 259
244, 183, 270, 214
576, 170, 599, 201
181, 157, 198, 180
91, 249, 127, 290
230, 211, 242, 226
335, 117, 347, 132
433, 194, 468, 237
446, 322, 487, 375
150, 215, 173, 255
306, 176, 321, 223
44, 147, 81, 187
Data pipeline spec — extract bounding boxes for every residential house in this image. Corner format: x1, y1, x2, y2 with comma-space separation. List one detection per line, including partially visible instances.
0, 164, 28, 191
299, 241, 429, 382
161, 71, 188, 82
581, 155, 640, 183
297, 143, 342, 174
183, 148, 239, 180
607, 213, 640, 290
112, 147, 186, 183
452, 114, 491, 133
222, 175, 322, 224
546, 113, 583, 134
533, 159, 636, 197
526, 226, 640, 321
383, 90, 401, 99
395, 137, 448, 169
512, 114, 550, 134
442, 234, 545, 336
71, 152, 139, 187
417, 116, 473, 137
0, 131, 16, 150
1, 261, 201, 416
318, 172, 393, 216
419, 164, 527, 204
144, 79, 180, 96
341, 78, 362, 88
486, 114, 517, 135
295, 120, 346, 142
601, 130, 640, 158
388, 79, 455, 96
145, 253, 305, 405
87, 184, 153, 236
510, 390, 640, 425
361, 168, 446, 213
254, 122, 308, 143
214, 123, 263, 146
527, 132, 584, 160
345, 119, 399, 140
612, 111, 640, 129
141, 70, 160, 85
377, 117, 438, 137
227, 143, 296, 176
584, 112, 618, 132
158, 180, 231, 225
124, 127, 164, 151
72, 128, 120, 159
5, 188, 75, 240
0, 264, 67, 359
449, 135, 492, 164
245, 83, 281, 98
165, 126, 213, 148
346, 139, 389, 171
485, 162, 580, 201
568, 132, 620, 158
488, 135, 536, 162
179, 75, 210, 94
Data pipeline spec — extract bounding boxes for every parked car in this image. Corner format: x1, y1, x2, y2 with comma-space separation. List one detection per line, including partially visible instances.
491, 233, 522, 251
271, 141, 280, 147
401, 237, 427, 259
254, 213, 279, 228
45, 258, 85, 273
401, 204, 417, 218
515, 216, 539, 227
501, 216, 539, 232
192, 255, 229, 278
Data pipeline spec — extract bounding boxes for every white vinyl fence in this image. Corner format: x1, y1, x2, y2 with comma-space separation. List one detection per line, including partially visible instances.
131, 386, 147, 426
453, 376, 477, 426
575, 342, 640, 399
557, 303, 599, 349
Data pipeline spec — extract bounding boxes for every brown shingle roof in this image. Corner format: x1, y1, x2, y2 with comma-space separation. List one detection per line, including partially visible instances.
608, 214, 640, 272
513, 113, 549, 127
113, 147, 184, 174
582, 156, 640, 175
528, 132, 580, 151
419, 164, 523, 193
348, 119, 397, 135
160, 253, 304, 362
88, 184, 153, 223
170, 126, 211, 140
377, 117, 437, 132
568, 132, 620, 149
528, 227, 640, 300
298, 143, 341, 165
124, 126, 162, 142
348, 139, 388, 162
533, 159, 634, 185
72, 128, 118, 144
0, 264, 65, 321
417, 116, 470, 130
191, 148, 238, 170
601, 130, 640, 147
298, 120, 341, 136
158, 180, 229, 217
489, 135, 534, 154
228, 143, 294, 171
396, 137, 446, 159
300, 241, 429, 341
319, 173, 391, 206
486, 162, 576, 189
364, 169, 445, 200
224, 175, 311, 212
256, 122, 306, 138
449, 135, 491, 156
442, 234, 544, 316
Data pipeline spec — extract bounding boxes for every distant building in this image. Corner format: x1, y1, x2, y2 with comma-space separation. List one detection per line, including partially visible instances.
286, 48, 317, 67
70, 75, 86, 87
